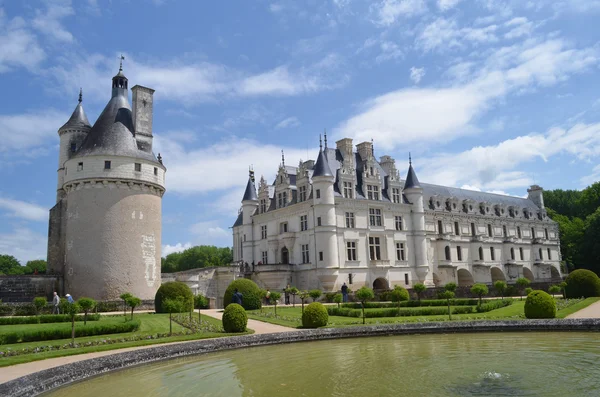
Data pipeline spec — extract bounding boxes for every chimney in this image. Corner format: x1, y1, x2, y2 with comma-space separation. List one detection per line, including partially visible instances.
356, 141, 373, 161
527, 185, 545, 209
131, 85, 155, 152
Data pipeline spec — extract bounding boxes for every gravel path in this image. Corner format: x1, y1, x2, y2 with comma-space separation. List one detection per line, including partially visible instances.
566, 300, 600, 319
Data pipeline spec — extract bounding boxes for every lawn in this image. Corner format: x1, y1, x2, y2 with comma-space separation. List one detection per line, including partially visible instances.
0, 312, 252, 367
247, 298, 600, 328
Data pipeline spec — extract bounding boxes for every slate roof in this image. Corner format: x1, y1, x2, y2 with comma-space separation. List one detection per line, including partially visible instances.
60, 102, 91, 131
312, 149, 333, 177
421, 183, 540, 210
404, 164, 421, 189
242, 177, 258, 201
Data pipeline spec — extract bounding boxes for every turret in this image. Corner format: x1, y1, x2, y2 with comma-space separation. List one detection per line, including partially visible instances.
403, 155, 432, 285
527, 185, 544, 209
241, 169, 259, 263
56, 88, 91, 202
111, 55, 128, 98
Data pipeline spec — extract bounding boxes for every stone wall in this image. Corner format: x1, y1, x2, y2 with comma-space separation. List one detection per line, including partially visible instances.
0, 275, 62, 303
162, 266, 239, 308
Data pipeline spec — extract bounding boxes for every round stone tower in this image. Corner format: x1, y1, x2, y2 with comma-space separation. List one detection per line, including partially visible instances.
58, 62, 166, 300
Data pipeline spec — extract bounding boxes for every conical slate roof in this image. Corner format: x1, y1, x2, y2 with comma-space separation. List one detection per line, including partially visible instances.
404, 163, 421, 189
59, 102, 91, 131
242, 176, 258, 201
312, 149, 333, 177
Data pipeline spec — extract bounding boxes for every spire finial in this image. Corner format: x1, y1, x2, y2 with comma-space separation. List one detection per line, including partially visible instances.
157, 153, 163, 164
324, 129, 328, 149
319, 134, 323, 151
371, 138, 374, 156
119, 54, 125, 71
409, 152, 412, 166
78, 88, 82, 103
281, 150, 285, 167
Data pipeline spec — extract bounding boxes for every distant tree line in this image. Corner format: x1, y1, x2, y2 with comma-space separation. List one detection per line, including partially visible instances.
0, 255, 47, 275
544, 181, 600, 275
161, 245, 233, 273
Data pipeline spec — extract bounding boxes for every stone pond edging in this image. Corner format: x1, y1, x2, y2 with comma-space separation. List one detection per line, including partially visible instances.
2, 318, 600, 397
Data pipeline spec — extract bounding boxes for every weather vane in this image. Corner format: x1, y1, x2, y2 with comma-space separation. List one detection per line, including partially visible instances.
119, 54, 125, 71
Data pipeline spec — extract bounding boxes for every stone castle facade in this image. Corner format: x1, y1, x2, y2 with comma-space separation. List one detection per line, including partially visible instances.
232, 136, 561, 292
47, 63, 166, 300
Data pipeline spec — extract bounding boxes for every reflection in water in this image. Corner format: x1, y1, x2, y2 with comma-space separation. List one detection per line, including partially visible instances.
44, 332, 600, 397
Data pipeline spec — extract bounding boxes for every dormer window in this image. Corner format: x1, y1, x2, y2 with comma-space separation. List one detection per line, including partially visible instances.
260, 199, 267, 213
343, 182, 353, 199
299, 186, 307, 202
391, 188, 401, 203
367, 185, 379, 200
277, 192, 287, 208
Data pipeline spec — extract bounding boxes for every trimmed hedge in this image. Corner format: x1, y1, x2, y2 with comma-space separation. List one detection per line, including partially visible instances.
155, 282, 194, 313
564, 269, 600, 298
0, 314, 101, 325
524, 290, 556, 319
327, 306, 475, 318
223, 279, 262, 310
476, 299, 514, 313
341, 298, 482, 309
302, 302, 329, 328
222, 303, 247, 333
0, 319, 141, 344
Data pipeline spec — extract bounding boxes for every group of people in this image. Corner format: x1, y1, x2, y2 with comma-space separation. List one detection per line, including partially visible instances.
51, 291, 74, 314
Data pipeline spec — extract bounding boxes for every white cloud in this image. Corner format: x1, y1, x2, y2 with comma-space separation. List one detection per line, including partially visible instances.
0, 227, 47, 263
189, 221, 231, 247
275, 116, 300, 129
162, 242, 192, 256
0, 197, 48, 221
409, 66, 425, 83
581, 164, 600, 187
335, 38, 599, 151
32, 0, 74, 43
269, 3, 284, 13
370, 0, 427, 26
0, 10, 46, 73
438, 0, 462, 11
375, 41, 403, 63
0, 110, 65, 152
416, 18, 498, 53
504, 17, 534, 39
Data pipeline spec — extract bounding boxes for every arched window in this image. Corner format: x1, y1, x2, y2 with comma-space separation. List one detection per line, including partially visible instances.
445, 246, 451, 261
479, 246, 484, 260
510, 247, 515, 260
490, 247, 495, 261
539, 248, 543, 261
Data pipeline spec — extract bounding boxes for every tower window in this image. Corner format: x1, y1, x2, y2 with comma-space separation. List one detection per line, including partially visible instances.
317, 217, 322, 227
135, 163, 141, 172
77, 162, 83, 171
316, 189, 321, 199
319, 252, 324, 261
104, 161, 111, 170
70, 143, 76, 152
154, 167, 158, 176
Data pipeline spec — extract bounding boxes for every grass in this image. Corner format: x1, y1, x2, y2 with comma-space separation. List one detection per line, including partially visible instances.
0, 315, 128, 334
0, 313, 252, 367
556, 297, 600, 318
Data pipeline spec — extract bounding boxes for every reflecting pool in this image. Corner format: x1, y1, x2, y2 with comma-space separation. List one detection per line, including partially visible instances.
44, 332, 600, 397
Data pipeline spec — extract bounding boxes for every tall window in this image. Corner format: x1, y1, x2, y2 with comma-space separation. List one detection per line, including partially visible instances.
395, 216, 403, 231
317, 217, 322, 226
260, 199, 267, 213
396, 242, 405, 261
488, 224, 493, 237
345, 212, 355, 228
300, 215, 308, 231
457, 246, 462, 261
545, 228, 549, 239
277, 192, 287, 208
454, 222, 460, 235
519, 247, 524, 260
135, 163, 142, 172
261, 225, 267, 239
368, 237, 381, 260
301, 244, 310, 264
391, 188, 401, 203
490, 247, 495, 261
369, 208, 382, 227
438, 220, 443, 234
316, 189, 321, 199
539, 248, 543, 260
503, 225, 507, 237
343, 181, 353, 198
479, 246, 484, 260
404, 274, 409, 285
531, 227, 535, 239
367, 185, 380, 200
261, 251, 268, 264
517, 226, 521, 238
298, 186, 307, 202
471, 222, 476, 236
319, 252, 324, 261
280, 222, 288, 233
547, 248, 552, 260
347, 241, 357, 261
444, 246, 451, 261
510, 247, 515, 260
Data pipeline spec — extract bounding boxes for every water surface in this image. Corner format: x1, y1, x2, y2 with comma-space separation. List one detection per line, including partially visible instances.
44, 332, 600, 397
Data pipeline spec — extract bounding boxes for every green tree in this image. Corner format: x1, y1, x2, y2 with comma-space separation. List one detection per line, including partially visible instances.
126, 296, 142, 320
33, 297, 47, 317
356, 286, 375, 325
548, 285, 561, 295
390, 286, 409, 314
560, 281, 568, 299
494, 280, 507, 300
470, 283, 489, 306
413, 283, 426, 303
195, 294, 209, 322
120, 293, 132, 316
77, 297, 96, 325
524, 287, 533, 296
270, 291, 281, 316
444, 282, 458, 293
162, 298, 185, 335
61, 301, 81, 345
439, 290, 455, 320
0, 255, 23, 275
333, 293, 343, 309
308, 289, 322, 302
287, 287, 299, 307
516, 277, 531, 300
24, 259, 47, 274
299, 290, 310, 313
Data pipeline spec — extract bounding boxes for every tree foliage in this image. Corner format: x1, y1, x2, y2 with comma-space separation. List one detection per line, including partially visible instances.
0, 256, 48, 275
161, 245, 233, 273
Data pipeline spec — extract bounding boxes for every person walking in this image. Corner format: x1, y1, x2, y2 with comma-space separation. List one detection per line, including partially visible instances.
284, 284, 291, 305
66, 293, 74, 303
232, 288, 243, 306
52, 291, 60, 314
265, 289, 271, 305
341, 283, 349, 303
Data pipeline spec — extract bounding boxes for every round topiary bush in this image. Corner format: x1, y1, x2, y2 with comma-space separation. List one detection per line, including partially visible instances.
222, 303, 248, 333
524, 290, 556, 319
154, 281, 194, 313
223, 279, 262, 310
302, 302, 328, 328
564, 269, 600, 298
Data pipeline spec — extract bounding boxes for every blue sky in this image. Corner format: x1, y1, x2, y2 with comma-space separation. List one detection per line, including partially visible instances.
1, 0, 600, 263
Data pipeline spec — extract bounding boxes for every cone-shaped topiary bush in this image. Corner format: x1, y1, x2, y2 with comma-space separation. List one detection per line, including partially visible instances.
223, 279, 262, 310
524, 290, 556, 319
222, 303, 247, 333
564, 269, 600, 298
155, 282, 194, 313
302, 302, 328, 328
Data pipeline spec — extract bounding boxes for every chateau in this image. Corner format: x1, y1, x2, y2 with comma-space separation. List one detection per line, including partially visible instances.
47, 62, 166, 300
232, 136, 561, 292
